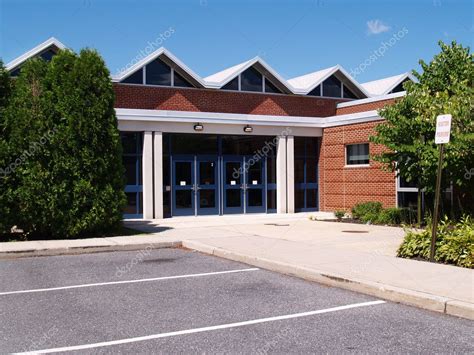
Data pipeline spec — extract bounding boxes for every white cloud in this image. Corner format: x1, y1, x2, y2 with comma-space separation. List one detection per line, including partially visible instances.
367, 20, 391, 35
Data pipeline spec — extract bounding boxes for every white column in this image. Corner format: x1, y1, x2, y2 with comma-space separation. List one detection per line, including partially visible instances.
286, 135, 295, 213
153, 132, 164, 219
142, 131, 154, 219
276, 135, 287, 213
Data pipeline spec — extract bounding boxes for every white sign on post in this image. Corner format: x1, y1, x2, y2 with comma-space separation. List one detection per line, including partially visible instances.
435, 114, 452, 144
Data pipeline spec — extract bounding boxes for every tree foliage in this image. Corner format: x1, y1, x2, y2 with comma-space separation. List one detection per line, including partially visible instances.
370, 41, 474, 212
1, 49, 125, 238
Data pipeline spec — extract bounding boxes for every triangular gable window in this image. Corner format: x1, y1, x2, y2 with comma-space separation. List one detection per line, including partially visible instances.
146, 58, 171, 86
322, 75, 341, 98
343, 85, 357, 99
389, 78, 410, 94
264, 78, 282, 93
174, 70, 192, 87
123, 68, 143, 84
308, 85, 321, 96
222, 76, 239, 90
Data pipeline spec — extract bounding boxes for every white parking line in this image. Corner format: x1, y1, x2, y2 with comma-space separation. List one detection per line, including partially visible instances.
0, 268, 259, 296
17, 300, 386, 354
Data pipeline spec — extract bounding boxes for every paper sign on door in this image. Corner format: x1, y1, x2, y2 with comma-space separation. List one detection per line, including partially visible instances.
180, 181, 186, 186
252, 180, 258, 185
230, 181, 236, 185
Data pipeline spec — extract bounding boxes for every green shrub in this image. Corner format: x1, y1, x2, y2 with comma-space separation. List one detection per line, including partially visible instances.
334, 210, 345, 220
397, 215, 474, 268
1, 50, 125, 239
351, 202, 383, 220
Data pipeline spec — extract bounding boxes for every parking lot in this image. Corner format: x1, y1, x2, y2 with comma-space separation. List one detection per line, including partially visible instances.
0, 248, 472, 354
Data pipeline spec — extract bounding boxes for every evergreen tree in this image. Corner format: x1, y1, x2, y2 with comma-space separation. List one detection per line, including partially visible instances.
3, 49, 125, 238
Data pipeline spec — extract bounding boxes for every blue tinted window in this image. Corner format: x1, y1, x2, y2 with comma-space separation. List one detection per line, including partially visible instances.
146, 58, 171, 86
241, 67, 262, 92
222, 77, 238, 91
174, 70, 192, 87
308, 85, 321, 96
122, 68, 143, 84
264, 78, 282, 93
343, 85, 357, 99
322, 75, 341, 97
39, 49, 56, 61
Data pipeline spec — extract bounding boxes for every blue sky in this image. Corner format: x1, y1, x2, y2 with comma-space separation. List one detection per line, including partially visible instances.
1, 0, 472, 82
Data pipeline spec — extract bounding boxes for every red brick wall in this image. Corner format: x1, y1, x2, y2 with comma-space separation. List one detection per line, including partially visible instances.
318, 120, 396, 212
114, 83, 349, 117
336, 98, 396, 115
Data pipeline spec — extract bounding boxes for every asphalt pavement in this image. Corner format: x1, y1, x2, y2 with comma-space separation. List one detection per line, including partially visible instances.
0, 248, 472, 354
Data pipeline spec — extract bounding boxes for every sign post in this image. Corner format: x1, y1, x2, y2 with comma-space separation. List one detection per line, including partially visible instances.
430, 114, 452, 262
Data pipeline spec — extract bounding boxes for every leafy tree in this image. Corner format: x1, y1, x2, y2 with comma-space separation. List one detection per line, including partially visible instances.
0, 60, 13, 233
371, 41, 474, 221
2, 49, 126, 238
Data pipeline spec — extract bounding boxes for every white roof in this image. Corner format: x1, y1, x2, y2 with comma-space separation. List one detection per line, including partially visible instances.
287, 65, 338, 92
204, 59, 253, 84
361, 73, 415, 96
112, 47, 207, 87
203, 56, 294, 93
288, 65, 370, 98
6, 37, 67, 71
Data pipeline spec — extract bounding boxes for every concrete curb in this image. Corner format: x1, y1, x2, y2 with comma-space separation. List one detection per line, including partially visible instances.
182, 240, 474, 321
0, 240, 182, 259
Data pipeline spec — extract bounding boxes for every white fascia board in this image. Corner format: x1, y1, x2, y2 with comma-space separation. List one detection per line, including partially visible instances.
115, 108, 384, 128
116, 108, 326, 127
323, 110, 381, 127
112, 47, 206, 87
336, 91, 405, 108
336, 65, 371, 98
6, 37, 67, 71
253, 57, 296, 93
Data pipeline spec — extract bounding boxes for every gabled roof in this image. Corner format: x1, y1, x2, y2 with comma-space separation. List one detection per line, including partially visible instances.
361, 73, 416, 96
203, 57, 294, 94
112, 47, 207, 88
6, 37, 67, 72
288, 65, 370, 98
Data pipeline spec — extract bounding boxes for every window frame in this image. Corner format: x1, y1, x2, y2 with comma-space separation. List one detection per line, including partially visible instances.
345, 143, 370, 167
120, 58, 194, 88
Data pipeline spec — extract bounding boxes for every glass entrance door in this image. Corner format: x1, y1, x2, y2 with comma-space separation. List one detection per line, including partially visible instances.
245, 157, 266, 213
172, 156, 219, 216
196, 157, 219, 215
223, 156, 244, 214
172, 158, 195, 216
223, 156, 266, 214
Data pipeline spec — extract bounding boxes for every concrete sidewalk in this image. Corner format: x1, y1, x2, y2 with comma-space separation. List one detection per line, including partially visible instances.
0, 213, 472, 319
